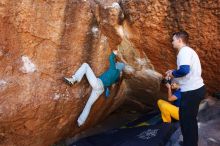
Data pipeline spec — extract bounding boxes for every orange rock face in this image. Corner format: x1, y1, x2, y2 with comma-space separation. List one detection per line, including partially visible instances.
0, 0, 219, 145
120, 0, 220, 93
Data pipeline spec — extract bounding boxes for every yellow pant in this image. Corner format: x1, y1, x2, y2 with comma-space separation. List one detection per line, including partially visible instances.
157, 99, 179, 123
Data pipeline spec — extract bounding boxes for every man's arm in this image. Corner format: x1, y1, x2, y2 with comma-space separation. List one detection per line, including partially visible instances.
172, 65, 190, 78
172, 47, 191, 78
166, 48, 191, 78
166, 65, 190, 79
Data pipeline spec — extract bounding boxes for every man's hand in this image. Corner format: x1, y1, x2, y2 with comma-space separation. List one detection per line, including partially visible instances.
165, 69, 174, 78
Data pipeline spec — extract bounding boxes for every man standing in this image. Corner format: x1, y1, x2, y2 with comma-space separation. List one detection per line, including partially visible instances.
166, 31, 205, 146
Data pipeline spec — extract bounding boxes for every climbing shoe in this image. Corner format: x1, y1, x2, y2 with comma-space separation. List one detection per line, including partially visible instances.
63, 77, 76, 86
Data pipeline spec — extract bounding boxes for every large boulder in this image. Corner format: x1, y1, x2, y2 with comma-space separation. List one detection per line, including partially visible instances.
0, 0, 219, 145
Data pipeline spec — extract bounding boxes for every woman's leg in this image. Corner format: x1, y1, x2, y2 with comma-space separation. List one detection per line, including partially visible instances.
157, 99, 179, 122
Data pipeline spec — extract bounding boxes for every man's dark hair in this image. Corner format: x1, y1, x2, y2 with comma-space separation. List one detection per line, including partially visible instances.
173, 31, 189, 44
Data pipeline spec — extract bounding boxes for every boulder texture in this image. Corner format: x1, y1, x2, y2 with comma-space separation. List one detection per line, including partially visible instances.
0, 0, 219, 145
